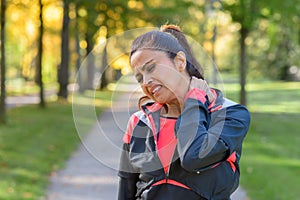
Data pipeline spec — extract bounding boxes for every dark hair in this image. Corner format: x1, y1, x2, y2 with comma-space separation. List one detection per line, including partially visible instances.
160, 25, 204, 79
130, 24, 204, 80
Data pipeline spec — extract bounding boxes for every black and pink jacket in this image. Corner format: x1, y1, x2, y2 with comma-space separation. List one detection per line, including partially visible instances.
118, 88, 251, 200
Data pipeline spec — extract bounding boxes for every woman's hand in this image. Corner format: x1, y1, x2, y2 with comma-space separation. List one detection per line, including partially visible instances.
189, 77, 214, 102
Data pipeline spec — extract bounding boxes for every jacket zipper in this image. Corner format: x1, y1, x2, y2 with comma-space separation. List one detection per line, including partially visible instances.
166, 169, 169, 183
165, 147, 177, 183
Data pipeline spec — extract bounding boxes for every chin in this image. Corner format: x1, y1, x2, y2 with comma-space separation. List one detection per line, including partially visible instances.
154, 97, 168, 104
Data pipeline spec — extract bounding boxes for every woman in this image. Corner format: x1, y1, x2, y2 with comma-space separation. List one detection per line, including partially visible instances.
118, 25, 250, 200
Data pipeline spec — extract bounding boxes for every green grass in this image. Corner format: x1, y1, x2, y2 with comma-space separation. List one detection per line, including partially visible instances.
6, 79, 58, 97
241, 113, 300, 199
223, 81, 300, 200
0, 90, 112, 200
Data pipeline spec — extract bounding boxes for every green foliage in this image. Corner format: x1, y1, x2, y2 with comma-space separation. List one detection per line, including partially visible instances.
222, 0, 300, 80
244, 14, 300, 79
3, 0, 300, 95
223, 0, 256, 30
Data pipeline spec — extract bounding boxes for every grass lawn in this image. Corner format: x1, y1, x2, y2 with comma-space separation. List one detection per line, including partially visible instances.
0, 90, 112, 200
224, 81, 300, 200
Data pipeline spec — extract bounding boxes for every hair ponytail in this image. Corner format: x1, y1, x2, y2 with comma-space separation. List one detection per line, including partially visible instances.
160, 24, 204, 79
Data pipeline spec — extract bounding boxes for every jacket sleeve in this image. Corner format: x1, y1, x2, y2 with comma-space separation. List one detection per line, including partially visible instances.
176, 88, 250, 172
118, 114, 140, 200
118, 143, 139, 200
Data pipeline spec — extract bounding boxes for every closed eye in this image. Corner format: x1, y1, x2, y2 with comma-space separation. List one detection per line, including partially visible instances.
135, 73, 143, 83
146, 63, 155, 72
134, 62, 155, 84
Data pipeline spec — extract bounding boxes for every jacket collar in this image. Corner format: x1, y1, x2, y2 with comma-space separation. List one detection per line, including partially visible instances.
139, 88, 224, 115
208, 88, 224, 112
140, 101, 164, 115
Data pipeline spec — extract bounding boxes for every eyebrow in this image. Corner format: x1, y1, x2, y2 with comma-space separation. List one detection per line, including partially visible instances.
141, 59, 154, 71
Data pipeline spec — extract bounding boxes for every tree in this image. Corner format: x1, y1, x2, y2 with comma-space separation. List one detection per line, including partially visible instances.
223, 0, 256, 106
57, 0, 70, 99
256, 1, 300, 80
37, 0, 45, 107
72, 0, 99, 91
99, 43, 107, 90
73, 0, 128, 91
224, 0, 300, 105
72, 0, 208, 91
73, 3, 84, 92
0, 0, 6, 124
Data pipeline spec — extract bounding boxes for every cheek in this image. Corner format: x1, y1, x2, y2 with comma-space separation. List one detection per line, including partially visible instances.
141, 85, 150, 96
158, 68, 181, 89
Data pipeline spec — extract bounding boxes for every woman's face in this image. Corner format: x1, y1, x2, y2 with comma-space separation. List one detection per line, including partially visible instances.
131, 49, 189, 105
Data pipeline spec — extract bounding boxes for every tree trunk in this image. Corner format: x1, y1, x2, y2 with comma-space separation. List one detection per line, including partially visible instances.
298, 23, 300, 45
75, 4, 84, 93
0, 0, 6, 124
85, 34, 95, 89
211, 25, 218, 86
37, 0, 45, 107
99, 44, 108, 90
239, 26, 248, 106
57, 0, 70, 99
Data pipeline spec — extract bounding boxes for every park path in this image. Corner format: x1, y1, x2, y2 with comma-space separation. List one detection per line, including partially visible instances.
6, 90, 56, 109
43, 76, 248, 200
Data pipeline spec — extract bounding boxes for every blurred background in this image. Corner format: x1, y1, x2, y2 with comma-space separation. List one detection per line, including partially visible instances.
0, 0, 299, 199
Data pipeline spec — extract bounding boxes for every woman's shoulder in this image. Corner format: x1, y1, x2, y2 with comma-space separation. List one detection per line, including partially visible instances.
221, 98, 251, 124
222, 98, 238, 108
128, 109, 151, 128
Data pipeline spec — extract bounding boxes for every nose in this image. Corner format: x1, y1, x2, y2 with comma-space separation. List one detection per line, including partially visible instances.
143, 75, 152, 86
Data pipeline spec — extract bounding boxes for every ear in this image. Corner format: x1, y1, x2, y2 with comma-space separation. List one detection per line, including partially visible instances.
174, 51, 187, 72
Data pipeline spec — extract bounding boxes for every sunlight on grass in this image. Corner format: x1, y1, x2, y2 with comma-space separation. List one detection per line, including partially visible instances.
249, 101, 300, 113
6, 79, 58, 96
71, 90, 113, 107
245, 154, 300, 167
224, 81, 300, 113
247, 81, 300, 91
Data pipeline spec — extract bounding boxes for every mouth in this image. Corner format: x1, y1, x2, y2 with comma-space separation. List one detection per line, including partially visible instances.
150, 85, 162, 95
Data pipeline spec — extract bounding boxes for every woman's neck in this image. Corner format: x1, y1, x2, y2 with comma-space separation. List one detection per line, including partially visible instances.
161, 103, 181, 118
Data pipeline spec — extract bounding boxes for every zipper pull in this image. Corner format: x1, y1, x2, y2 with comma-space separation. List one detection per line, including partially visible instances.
165, 165, 170, 183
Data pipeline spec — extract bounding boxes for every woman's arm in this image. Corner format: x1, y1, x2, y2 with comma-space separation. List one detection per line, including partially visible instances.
176, 88, 250, 172
118, 114, 140, 200
118, 177, 139, 200
118, 143, 139, 200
